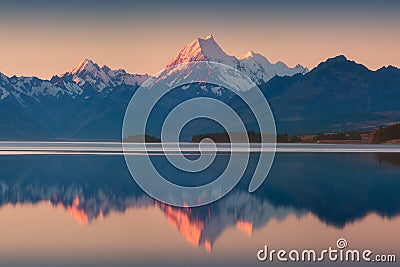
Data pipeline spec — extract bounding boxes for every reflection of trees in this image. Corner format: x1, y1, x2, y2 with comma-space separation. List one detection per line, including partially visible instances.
376, 153, 400, 167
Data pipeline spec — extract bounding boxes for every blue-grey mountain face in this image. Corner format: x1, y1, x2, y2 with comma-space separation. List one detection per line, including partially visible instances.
261, 55, 400, 134
0, 37, 399, 140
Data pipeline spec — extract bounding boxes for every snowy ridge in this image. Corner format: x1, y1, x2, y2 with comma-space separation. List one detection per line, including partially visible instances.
60, 59, 150, 92
101, 65, 149, 86
239, 51, 308, 84
0, 73, 10, 100
0, 59, 149, 103
0, 72, 100, 102
6, 76, 65, 99
155, 61, 255, 93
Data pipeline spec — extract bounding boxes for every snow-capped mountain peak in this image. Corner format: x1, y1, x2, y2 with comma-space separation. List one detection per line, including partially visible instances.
62, 59, 113, 91
166, 35, 308, 84
70, 59, 98, 75
166, 35, 240, 68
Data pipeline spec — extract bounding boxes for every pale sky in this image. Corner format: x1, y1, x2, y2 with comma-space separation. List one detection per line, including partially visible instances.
0, 0, 399, 79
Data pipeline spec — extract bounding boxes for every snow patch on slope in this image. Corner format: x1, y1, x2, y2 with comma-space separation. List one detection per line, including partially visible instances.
0, 87, 9, 100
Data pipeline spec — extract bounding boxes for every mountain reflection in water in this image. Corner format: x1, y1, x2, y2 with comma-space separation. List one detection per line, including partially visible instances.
0, 152, 399, 253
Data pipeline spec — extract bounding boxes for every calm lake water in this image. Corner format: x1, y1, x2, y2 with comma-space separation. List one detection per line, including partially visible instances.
0, 143, 399, 266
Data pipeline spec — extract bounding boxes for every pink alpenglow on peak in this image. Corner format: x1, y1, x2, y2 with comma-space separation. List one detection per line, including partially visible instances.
166, 34, 240, 69
69, 59, 98, 76
166, 35, 308, 84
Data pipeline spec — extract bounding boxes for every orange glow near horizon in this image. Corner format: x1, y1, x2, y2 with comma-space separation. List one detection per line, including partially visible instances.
0, 15, 399, 80
0, 200, 399, 262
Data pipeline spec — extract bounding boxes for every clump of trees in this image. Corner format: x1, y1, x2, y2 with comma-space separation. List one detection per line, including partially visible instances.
192, 132, 230, 143
277, 132, 302, 143
372, 124, 400, 143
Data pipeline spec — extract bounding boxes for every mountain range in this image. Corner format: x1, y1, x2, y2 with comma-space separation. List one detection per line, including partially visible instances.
0, 35, 399, 140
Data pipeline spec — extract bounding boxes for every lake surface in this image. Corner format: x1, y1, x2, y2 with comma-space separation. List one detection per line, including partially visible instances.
0, 143, 399, 266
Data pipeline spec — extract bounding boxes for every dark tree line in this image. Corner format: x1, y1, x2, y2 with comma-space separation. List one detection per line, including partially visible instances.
313, 132, 361, 141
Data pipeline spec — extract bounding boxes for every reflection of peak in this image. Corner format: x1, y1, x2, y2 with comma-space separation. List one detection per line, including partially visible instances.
157, 191, 303, 251
52, 192, 154, 225
57, 196, 89, 225
237, 220, 253, 236
159, 203, 204, 246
